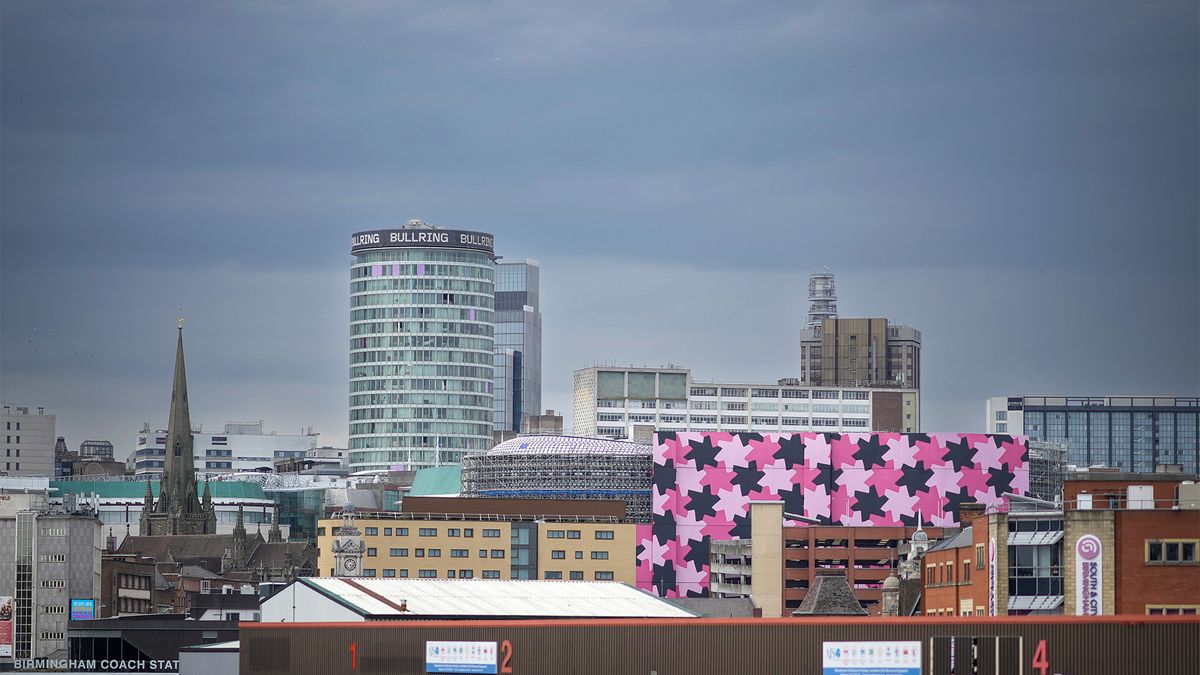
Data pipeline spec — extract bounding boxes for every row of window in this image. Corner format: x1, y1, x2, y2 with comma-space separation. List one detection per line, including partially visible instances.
1147, 539, 1198, 564
1147, 606, 1198, 615
361, 526, 502, 537
350, 343, 493, 364
687, 388, 870, 400
118, 573, 151, 590
550, 550, 608, 560
354, 249, 496, 265
543, 571, 614, 580
360, 569, 503, 579
547, 529, 615, 540
351, 393, 493, 409
372, 547, 507, 559
345, 318, 493, 337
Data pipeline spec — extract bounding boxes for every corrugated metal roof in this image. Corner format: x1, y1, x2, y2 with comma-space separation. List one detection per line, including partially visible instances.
52, 480, 266, 499
488, 435, 650, 456
408, 466, 462, 496
301, 578, 695, 619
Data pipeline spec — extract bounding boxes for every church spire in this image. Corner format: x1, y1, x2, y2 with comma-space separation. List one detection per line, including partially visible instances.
143, 321, 214, 535
233, 503, 247, 567
268, 506, 283, 543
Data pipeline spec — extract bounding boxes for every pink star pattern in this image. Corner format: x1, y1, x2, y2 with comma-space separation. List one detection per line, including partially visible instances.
640, 431, 1029, 597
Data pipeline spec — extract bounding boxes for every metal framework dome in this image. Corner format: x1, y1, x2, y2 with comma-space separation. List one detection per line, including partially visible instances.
461, 435, 653, 522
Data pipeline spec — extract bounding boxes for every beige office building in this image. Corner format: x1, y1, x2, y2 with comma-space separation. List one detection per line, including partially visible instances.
316, 498, 635, 585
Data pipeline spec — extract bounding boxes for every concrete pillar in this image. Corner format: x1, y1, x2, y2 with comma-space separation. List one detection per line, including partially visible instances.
750, 501, 784, 617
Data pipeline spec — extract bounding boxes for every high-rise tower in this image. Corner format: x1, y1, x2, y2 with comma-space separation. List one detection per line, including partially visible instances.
493, 260, 542, 434
140, 322, 216, 535
349, 220, 496, 471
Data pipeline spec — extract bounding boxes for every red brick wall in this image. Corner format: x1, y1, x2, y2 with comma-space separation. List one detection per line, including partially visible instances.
785, 525, 946, 612
1114, 510, 1200, 614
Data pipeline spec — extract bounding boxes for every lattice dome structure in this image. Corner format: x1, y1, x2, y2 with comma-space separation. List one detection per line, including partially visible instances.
460, 435, 653, 522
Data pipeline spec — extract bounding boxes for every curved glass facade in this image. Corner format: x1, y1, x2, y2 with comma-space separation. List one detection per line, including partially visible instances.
349, 233, 495, 471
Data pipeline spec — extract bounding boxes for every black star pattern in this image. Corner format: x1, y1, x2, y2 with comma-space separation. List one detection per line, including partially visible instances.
812, 462, 844, 493
775, 434, 806, 468
732, 464, 767, 496
987, 466, 1017, 497
652, 463, 677, 497
683, 538, 710, 571
685, 436, 722, 470
856, 436, 889, 470
657, 430, 677, 444
850, 487, 889, 521
684, 487, 720, 519
729, 522, 752, 539
942, 437, 978, 473
942, 488, 977, 522
652, 512, 677, 542
652, 561, 676, 596
897, 463, 935, 496
781, 486, 806, 517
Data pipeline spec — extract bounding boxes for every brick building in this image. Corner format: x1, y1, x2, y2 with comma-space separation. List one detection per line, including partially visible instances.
708, 502, 948, 615
922, 471, 1200, 616
1062, 470, 1199, 615
920, 524, 989, 617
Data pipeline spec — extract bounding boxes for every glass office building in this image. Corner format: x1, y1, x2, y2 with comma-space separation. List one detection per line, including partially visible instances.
493, 260, 542, 432
986, 396, 1200, 473
349, 222, 496, 471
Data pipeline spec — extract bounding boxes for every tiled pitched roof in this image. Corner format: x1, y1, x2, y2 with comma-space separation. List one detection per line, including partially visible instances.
792, 573, 869, 616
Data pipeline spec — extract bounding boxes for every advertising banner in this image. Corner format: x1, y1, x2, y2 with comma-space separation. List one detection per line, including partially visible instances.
425, 641, 498, 674
71, 598, 97, 620
1075, 534, 1103, 615
988, 537, 997, 616
822, 641, 921, 675
0, 595, 13, 657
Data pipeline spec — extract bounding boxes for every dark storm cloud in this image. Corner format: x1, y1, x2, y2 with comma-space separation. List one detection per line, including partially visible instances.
2, 1, 1196, 451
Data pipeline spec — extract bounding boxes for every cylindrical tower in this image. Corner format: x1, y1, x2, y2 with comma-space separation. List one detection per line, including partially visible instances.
807, 271, 838, 327
349, 220, 496, 472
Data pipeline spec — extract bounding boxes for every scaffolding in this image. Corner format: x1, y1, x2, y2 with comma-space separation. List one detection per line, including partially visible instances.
807, 271, 838, 327
1027, 440, 1068, 503
460, 436, 653, 523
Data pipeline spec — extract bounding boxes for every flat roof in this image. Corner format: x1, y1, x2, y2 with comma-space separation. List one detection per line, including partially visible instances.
297, 577, 695, 619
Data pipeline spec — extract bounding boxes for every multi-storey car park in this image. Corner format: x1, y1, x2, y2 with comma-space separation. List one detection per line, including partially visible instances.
349, 221, 496, 472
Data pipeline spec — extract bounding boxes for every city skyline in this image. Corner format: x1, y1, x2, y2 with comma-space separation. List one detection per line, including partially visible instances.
2, 1, 1197, 453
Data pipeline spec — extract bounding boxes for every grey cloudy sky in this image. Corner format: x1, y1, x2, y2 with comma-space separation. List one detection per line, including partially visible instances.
2, 1, 1197, 457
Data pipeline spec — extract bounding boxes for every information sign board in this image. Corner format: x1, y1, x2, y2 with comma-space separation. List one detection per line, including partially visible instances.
425, 641, 498, 674
822, 641, 921, 675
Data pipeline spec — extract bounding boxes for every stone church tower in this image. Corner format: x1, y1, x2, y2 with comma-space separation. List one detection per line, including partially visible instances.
140, 322, 217, 536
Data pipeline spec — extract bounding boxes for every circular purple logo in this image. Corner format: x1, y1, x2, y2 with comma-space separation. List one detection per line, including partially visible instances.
1076, 534, 1101, 561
